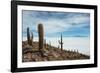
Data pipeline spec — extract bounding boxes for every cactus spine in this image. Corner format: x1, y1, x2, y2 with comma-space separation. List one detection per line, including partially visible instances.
58, 34, 63, 51
38, 23, 44, 56
27, 27, 33, 46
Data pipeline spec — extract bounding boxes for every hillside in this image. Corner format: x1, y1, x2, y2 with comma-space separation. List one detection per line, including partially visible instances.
22, 41, 90, 62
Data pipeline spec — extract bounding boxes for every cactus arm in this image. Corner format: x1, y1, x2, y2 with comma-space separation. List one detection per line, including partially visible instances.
58, 34, 63, 51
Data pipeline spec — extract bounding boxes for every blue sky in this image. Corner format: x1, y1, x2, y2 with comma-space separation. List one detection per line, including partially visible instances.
22, 10, 90, 38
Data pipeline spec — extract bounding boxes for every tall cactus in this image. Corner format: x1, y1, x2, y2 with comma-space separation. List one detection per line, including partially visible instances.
38, 23, 44, 56
31, 32, 33, 41
58, 34, 63, 51
27, 27, 33, 46
27, 27, 30, 44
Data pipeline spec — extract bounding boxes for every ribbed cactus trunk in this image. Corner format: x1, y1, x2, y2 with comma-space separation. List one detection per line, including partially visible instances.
58, 34, 63, 51
38, 23, 44, 56
61, 34, 63, 51
30, 32, 33, 46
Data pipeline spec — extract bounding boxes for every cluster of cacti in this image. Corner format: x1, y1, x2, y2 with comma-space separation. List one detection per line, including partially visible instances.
27, 27, 33, 46
58, 34, 63, 51
38, 23, 44, 56
67, 49, 79, 54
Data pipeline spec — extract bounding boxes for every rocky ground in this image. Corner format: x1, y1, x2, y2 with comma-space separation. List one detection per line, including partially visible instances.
22, 41, 90, 62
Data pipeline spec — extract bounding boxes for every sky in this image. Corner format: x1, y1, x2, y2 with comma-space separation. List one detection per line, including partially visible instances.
22, 10, 90, 38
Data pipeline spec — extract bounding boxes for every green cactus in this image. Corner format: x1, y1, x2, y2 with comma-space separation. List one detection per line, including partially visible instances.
27, 27, 33, 46
58, 34, 63, 51
31, 32, 33, 40
38, 23, 44, 56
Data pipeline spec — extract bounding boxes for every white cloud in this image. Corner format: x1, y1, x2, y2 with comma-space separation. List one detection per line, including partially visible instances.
22, 11, 90, 37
